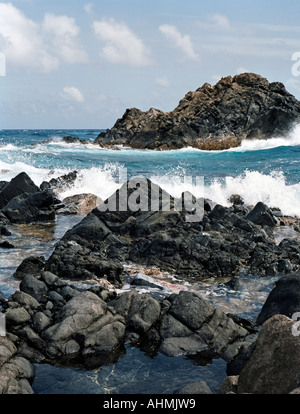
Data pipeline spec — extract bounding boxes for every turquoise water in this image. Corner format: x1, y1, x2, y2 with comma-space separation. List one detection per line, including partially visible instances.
0, 128, 299, 216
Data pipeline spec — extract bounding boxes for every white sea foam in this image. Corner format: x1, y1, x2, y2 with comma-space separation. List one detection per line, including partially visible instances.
151, 170, 300, 217
174, 123, 300, 153
58, 164, 122, 201
229, 123, 300, 152
0, 160, 71, 186
1, 159, 299, 217
203, 170, 300, 217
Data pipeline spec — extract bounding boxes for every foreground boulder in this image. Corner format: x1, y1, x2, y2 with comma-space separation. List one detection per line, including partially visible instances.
0, 172, 40, 210
257, 271, 300, 325
95, 73, 300, 150
2, 190, 55, 224
43, 291, 126, 358
156, 291, 249, 358
237, 315, 300, 394
0, 336, 35, 394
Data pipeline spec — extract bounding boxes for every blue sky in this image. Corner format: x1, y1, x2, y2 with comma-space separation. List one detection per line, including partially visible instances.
1, 0, 300, 129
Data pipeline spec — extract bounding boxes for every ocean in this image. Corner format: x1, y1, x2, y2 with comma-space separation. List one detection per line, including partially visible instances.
0, 127, 299, 394
1, 128, 299, 216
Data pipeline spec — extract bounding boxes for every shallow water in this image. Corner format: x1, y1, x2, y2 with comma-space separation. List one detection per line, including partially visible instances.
0, 214, 84, 298
32, 346, 227, 394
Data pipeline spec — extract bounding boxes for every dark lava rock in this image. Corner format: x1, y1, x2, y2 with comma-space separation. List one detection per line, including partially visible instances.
19, 275, 48, 303
40, 171, 78, 195
0, 172, 40, 209
2, 190, 55, 224
245, 201, 278, 228
13, 256, 46, 280
44, 179, 299, 284
257, 271, 300, 325
0, 225, 12, 236
0, 241, 14, 249
94, 73, 300, 150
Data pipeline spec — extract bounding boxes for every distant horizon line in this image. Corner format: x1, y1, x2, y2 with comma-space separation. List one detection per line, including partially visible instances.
0, 128, 107, 131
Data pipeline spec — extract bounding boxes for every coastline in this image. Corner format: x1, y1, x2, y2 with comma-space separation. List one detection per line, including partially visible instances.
0, 171, 300, 394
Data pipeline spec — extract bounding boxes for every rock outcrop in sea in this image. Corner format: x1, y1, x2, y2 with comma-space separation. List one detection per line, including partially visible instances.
94, 73, 300, 150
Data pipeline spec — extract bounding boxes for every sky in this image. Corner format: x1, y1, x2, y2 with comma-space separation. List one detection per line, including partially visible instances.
1, 0, 300, 129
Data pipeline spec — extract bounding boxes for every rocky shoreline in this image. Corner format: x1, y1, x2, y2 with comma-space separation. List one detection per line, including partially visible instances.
0, 171, 300, 394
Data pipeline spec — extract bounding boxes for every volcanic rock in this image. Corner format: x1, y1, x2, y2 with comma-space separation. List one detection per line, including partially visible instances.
0, 172, 40, 209
95, 73, 300, 150
237, 315, 300, 394
256, 271, 300, 325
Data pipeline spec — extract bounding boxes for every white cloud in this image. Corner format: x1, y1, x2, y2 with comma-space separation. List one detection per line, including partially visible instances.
0, 3, 88, 73
43, 13, 88, 64
60, 86, 85, 102
155, 76, 171, 87
84, 3, 93, 14
211, 14, 231, 30
159, 24, 200, 62
92, 18, 151, 66
0, 2, 59, 72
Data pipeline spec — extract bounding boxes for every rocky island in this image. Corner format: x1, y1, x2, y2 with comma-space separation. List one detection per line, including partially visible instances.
94, 73, 300, 150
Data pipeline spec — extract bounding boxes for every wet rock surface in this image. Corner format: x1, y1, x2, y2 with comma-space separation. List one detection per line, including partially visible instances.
44, 179, 299, 284
0, 172, 55, 225
1, 173, 300, 394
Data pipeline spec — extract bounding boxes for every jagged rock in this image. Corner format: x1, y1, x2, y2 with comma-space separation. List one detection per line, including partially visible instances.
95, 73, 300, 150
218, 376, 239, 394
0, 241, 14, 249
245, 201, 278, 228
257, 271, 300, 325
62, 136, 89, 144
0, 172, 40, 209
0, 336, 35, 394
113, 290, 161, 335
13, 256, 46, 280
2, 190, 55, 224
0, 225, 11, 236
44, 179, 299, 284
45, 239, 124, 287
40, 171, 78, 195
157, 291, 249, 358
42, 291, 126, 357
62, 136, 81, 144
